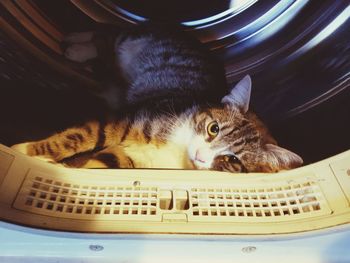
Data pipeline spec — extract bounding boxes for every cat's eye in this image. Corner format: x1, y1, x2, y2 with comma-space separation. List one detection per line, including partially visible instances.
207, 121, 220, 138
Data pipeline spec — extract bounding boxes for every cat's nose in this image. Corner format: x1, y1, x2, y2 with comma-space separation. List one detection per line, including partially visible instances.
195, 150, 206, 163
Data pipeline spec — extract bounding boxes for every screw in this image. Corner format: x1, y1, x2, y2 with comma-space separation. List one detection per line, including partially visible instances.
89, 244, 104, 252
133, 181, 141, 187
242, 246, 257, 253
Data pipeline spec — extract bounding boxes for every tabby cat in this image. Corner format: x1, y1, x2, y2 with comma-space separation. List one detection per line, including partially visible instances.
11, 25, 303, 172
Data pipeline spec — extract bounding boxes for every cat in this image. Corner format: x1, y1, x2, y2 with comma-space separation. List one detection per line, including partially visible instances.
63, 24, 228, 110
11, 24, 303, 173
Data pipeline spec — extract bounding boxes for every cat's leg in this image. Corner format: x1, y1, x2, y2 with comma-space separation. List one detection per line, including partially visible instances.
62, 31, 97, 63
64, 42, 98, 63
63, 31, 117, 64
11, 121, 108, 162
63, 31, 127, 111
82, 145, 135, 169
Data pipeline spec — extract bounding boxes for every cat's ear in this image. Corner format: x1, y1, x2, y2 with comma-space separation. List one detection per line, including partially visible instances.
221, 75, 252, 113
262, 144, 303, 172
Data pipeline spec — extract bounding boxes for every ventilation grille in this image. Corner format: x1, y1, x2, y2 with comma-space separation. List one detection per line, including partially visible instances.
14, 174, 159, 220
189, 181, 330, 221
13, 170, 331, 223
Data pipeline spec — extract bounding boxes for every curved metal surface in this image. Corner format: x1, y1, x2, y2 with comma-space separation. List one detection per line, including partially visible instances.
69, 0, 350, 119
0, 0, 349, 162
0, 0, 99, 89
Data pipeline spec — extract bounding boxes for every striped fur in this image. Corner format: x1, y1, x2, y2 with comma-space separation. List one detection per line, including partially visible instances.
11, 25, 303, 173
12, 104, 303, 172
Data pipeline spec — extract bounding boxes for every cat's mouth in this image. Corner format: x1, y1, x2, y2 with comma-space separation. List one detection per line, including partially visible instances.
190, 159, 211, 170
188, 149, 213, 170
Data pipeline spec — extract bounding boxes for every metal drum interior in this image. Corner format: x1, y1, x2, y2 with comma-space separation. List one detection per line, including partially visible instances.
0, 0, 349, 164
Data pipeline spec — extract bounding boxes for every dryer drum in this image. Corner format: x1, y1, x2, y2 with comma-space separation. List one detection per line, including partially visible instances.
0, 0, 350, 238
0, 2, 349, 167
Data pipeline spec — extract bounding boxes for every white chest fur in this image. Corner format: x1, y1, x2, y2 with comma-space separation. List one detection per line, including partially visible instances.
123, 120, 195, 169
124, 142, 194, 169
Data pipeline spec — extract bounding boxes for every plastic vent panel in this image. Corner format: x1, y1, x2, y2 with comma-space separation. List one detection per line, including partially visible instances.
1, 144, 349, 233
189, 180, 329, 222
14, 171, 160, 221
13, 169, 331, 223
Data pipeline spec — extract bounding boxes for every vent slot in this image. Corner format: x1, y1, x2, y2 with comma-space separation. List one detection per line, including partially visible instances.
159, 190, 172, 210
174, 190, 189, 210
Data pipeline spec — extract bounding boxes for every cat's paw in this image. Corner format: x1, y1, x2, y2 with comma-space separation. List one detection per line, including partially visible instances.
64, 43, 98, 63
11, 143, 30, 155
63, 32, 94, 44
11, 144, 64, 166
212, 155, 247, 173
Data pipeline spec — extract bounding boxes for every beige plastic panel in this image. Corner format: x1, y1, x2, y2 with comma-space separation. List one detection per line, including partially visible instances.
0, 144, 349, 234
14, 170, 160, 221
0, 150, 14, 187
331, 158, 350, 206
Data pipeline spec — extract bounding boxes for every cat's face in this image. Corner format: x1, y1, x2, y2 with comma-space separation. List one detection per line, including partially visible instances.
186, 75, 303, 173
